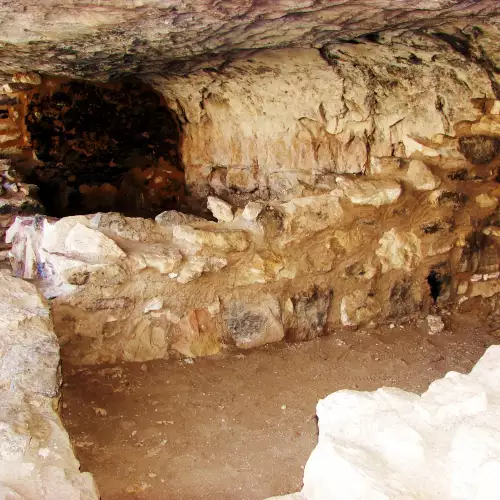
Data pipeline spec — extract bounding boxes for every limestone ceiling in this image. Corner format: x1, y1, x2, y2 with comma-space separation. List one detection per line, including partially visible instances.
0, 1, 498, 80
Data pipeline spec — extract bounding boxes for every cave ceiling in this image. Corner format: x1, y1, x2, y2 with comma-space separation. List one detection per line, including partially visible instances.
0, 0, 498, 81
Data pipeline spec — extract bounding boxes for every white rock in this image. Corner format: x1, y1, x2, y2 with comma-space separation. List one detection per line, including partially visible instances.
406, 160, 441, 191
241, 201, 263, 221
427, 314, 444, 335
275, 345, 500, 500
336, 177, 402, 206
376, 228, 422, 273
65, 223, 126, 263
207, 196, 234, 222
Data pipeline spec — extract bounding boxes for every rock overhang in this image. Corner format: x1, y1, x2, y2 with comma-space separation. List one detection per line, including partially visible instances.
0, 1, 498, 81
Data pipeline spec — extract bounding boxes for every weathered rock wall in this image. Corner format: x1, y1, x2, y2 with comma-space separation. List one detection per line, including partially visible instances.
150, 34, 497, 203
4, 41, 500, 366
0, 270, 99, 499
0, 1, 498, 80
7, 64, 499, 363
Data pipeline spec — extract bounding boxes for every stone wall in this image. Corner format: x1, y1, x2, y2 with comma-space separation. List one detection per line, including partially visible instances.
4, 41, 500, 366
6, 63, 499, 363
150, 33, 497, 204
0, 270, 99, 499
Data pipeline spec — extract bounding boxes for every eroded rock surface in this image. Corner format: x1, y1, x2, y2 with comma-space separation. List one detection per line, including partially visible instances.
0, 271, 99, 500
0, 2, 498, 80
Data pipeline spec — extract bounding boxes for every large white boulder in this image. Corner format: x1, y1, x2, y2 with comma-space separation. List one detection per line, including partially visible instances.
269, 345, 500, 500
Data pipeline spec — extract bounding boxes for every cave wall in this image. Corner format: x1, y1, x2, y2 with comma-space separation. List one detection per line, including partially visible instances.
150, 33, 497, 204
6, 41, 499, 364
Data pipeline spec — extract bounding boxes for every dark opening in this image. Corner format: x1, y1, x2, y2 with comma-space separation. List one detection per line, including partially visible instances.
427, 271, 443, 303
25, 79, 185, 218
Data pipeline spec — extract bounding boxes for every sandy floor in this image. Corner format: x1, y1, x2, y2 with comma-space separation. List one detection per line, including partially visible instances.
61, 313, 499, 500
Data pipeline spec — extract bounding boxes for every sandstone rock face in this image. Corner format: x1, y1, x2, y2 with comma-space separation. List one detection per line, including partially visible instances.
269, 345, 500, 500
0, 271, 99, 500
150, 31, 497, 203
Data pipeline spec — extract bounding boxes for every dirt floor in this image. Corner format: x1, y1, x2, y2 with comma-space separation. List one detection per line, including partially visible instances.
61, 312, 500, 500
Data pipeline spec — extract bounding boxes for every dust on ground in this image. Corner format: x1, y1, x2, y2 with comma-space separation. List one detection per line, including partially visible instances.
61, 313, 500, 500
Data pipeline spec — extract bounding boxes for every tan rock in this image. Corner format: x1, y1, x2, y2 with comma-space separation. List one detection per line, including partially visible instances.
369, 157, 401, 176
476, 193, 498, 209
12, 72, 42, 85
340, 291, 380, 327
336, 177, 402, 206
0, 131, 21, 143
469, 280, 500, 298
406, 160, 441, 191
173, 225, 249, 252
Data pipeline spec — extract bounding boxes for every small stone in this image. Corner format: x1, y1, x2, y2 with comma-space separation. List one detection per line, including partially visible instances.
241, 201, 263, 221
140, 364, 148, 372
281, 405, 287, 410
475, 193, 498, 209
93, 407, 108, 416
336, 176, 402, 206
183, 358, 194, 365
406, 160, 441, 191
207, 195, 234, 222
38, 448, 51, 458
12, 72, 42, 85
427, 315, 444, 335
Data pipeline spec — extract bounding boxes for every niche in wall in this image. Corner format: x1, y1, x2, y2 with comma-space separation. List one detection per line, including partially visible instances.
25, 79, 185, 218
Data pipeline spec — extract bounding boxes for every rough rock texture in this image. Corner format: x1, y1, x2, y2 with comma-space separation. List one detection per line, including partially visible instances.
6, 85, 500, 363
3, 35, 498, 364
0, 1, 498, 80
270, 345, 500, 500
150, 31, 498, 203
0, 270, 99, 500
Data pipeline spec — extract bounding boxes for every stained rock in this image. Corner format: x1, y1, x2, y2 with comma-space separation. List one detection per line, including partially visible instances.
226, 296, 284, 349
458, 136, 500, 165
285, 287, 333, 341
